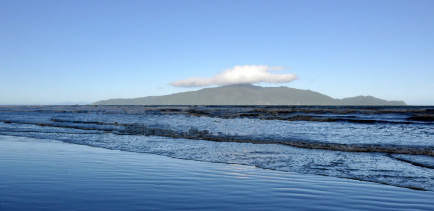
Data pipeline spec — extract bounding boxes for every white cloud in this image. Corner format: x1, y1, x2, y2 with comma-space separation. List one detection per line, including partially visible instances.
170, 65, 297, 87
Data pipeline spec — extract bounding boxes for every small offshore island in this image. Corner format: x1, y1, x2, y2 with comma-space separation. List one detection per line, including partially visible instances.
93, 84, 406, 106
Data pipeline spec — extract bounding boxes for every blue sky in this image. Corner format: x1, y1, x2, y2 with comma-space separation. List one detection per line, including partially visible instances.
1, 0, 433, 105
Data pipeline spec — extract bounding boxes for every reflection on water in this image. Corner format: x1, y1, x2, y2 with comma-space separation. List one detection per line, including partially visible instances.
1, 136, 434, 211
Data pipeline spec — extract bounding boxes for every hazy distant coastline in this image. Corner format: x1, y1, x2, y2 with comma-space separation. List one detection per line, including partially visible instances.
93, 84, 406, 106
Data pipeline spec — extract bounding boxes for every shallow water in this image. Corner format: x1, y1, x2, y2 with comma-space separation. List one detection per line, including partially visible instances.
0, 105, 433, 191
1, 135, 434, 210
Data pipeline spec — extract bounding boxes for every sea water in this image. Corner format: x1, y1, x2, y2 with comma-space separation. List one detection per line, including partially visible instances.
2, 135, 434, 210
0, 105, 433, 191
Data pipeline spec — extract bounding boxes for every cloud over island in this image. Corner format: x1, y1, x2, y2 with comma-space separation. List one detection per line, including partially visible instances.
170, 65, 298, 87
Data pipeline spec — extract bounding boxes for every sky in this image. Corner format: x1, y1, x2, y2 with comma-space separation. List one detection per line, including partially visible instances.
1, 0, 433, 105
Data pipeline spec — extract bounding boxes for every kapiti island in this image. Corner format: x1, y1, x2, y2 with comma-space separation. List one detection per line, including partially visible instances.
93, 84, 406, 106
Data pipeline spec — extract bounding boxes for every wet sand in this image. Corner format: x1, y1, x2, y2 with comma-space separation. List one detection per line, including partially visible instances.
1, 135, 434, 210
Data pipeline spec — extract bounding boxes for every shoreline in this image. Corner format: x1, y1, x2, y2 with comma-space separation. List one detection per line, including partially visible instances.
1, 135, 434, 210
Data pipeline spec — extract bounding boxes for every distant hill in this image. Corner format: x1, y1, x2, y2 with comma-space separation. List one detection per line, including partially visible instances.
93, 84, 406, 106
340, 96, 405, 106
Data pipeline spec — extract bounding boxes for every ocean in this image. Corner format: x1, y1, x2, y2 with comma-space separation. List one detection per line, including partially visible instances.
0, 105, 434, 210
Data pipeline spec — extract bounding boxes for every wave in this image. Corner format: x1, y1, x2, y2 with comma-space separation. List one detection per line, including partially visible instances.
3, 118, 433, 156
119, 123, 434, 156
1, 105, 434, 191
